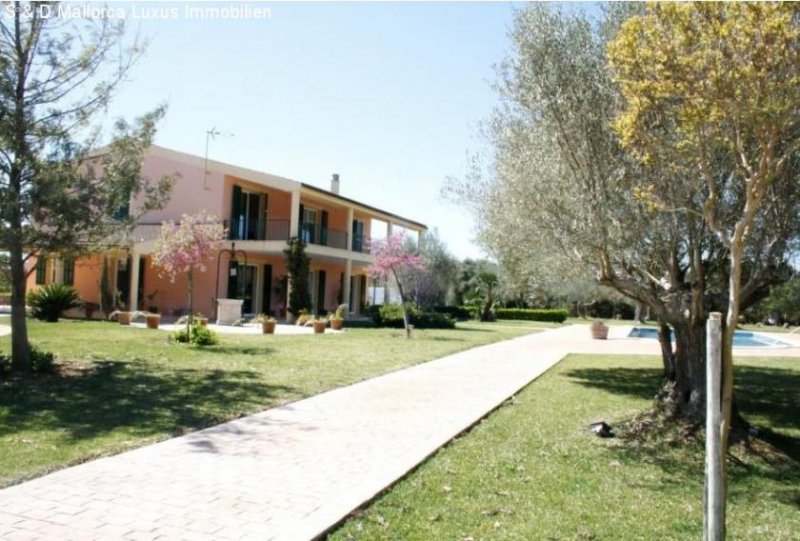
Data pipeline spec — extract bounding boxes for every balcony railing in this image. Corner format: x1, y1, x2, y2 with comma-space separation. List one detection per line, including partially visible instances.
227, 218, 290, 242
351, 233, 370, 254
299, 222, 348, 250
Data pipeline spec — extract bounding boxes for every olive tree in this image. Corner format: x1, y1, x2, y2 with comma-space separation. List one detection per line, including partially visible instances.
449, 4, 799, 424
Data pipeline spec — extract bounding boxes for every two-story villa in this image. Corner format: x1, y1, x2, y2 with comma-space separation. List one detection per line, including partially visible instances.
26, 145, 426, 320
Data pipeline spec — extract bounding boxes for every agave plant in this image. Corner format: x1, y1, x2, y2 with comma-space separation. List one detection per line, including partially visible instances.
27, 283, 82, 322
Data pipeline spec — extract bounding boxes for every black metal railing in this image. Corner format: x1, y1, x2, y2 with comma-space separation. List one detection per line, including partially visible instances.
227, 218, 290, 241
299, 222, 348, 250
351, 233, 370, 253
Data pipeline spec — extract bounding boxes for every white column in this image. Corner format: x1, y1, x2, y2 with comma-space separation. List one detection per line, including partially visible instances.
129, 249, 140, 312
343, 259, 352, 317
387, 221, 393, 238
289, 189, 301, 238
346, 207, 354, 251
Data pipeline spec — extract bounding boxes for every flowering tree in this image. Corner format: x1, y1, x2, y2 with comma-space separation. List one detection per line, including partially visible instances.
151, 211, 226, 331
369, 232, 425, 338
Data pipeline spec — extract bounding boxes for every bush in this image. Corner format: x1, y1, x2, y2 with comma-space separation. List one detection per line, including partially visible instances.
494, 308, 569, 323
172, 323, 219, 346
0, 346, 56, 376
27, 283, 82, 322
30, 346, 55, 374
371, 304, 456, 329
431, 305, 471, 321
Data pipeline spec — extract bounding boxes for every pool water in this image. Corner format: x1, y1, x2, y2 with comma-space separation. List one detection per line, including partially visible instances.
629, 327, 791, 348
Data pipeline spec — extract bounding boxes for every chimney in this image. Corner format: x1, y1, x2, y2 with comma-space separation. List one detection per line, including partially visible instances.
330, 173, 340, 194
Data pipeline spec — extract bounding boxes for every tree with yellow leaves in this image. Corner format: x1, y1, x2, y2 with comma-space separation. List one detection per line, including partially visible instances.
609, 0, 800, 461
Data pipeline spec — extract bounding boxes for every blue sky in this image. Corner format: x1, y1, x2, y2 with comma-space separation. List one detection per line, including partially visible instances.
102, 1, 524, 259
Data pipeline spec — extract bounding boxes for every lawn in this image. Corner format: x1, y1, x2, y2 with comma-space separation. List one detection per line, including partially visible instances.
330, 354, 800, 540
0, 318, 536, 488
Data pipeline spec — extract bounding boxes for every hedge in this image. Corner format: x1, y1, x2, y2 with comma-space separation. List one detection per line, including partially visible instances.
431, 305, 472, 321
370, 304, 456, 329
493, 308, 569, 323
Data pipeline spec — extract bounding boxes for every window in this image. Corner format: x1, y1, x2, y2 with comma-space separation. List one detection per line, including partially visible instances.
63, 257, 75, 285
35, 257, 46, 285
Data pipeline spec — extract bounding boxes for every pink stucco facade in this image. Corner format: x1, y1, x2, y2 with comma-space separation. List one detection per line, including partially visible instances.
33, 145, 424, 320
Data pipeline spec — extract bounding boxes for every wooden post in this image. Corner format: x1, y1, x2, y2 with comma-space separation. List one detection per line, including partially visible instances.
705, 312, 723, 541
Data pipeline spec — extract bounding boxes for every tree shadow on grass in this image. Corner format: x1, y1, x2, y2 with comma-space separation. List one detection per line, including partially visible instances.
565, 363, 800, 501
202, 345, 275, 356
0, 359, 296, 443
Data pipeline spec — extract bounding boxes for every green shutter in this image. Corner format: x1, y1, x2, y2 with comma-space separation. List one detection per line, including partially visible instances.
298, 203, 305, 242
63, 257, 75, 285
230, 185, 242, 240
317, 270, 327, 315
320, 210, 329, 246
35, 257, 46, 285
360, 275, 367, 312
262, 264, 273, 315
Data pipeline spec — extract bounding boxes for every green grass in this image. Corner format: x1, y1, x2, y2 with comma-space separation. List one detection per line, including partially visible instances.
0, 318, 536, 488
330, 354, 800, 540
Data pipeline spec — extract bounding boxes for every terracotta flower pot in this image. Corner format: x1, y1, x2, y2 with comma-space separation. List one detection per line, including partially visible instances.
117, 312, 133, 326
262, 320, 276, 334
146, 314, 161, 330
591, 324, 609, 340
313, 320, 326, 334
330, 318, 344, 331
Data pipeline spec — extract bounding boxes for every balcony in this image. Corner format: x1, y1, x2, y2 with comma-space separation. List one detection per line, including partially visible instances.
351, 233, 370, 254
299, 222, 348, 250
228, 218, 290, 242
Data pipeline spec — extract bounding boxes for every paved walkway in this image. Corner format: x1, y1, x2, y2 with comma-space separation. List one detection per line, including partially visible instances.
1, 324, 799, 541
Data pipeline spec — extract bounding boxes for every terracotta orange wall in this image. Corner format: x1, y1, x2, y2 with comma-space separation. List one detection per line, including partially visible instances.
140, 252, 289, 317
71, 255, 104, 304
300, 196, 349, 232
140, 256, 219, 317
131, 153, 227, 223
223, 176, 294, 222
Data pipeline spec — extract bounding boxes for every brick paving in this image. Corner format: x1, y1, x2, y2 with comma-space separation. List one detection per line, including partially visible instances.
1, 324, 798, 541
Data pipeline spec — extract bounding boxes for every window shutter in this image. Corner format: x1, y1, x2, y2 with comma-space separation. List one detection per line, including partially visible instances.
230, 185, 242, 240
320, 210, 329, 246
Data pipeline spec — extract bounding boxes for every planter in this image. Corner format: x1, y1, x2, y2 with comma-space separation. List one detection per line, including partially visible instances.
117, 312, 133, 326
591, 324, 609, 340
330, 318, 344, 331
262, 320, 276, 334
313, 320, 326, 334
145, 314, 161, 330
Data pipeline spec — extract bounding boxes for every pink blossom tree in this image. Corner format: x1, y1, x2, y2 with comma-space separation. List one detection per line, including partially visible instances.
151, 211, 226, 332
369, 232, 425, 338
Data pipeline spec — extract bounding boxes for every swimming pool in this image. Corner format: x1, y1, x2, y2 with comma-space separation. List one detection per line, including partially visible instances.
628, 327, 792, 348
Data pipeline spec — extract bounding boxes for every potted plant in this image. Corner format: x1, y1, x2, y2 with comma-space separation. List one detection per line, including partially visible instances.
252, 314, 277, 334
312, 317, 327, 334
140, 311, 161, 330
329, 303, 348, 331
110, 309, 134, 326
591, 319, 609, 340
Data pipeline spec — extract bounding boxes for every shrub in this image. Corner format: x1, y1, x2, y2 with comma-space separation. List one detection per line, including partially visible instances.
30, 346, 56, 374
0, 347, 56, 375
27, 283, 82, 322
494, 308, 569, 323
431, 305, 471, 321
172, 323, 219, 346
371, 304, 456, 329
